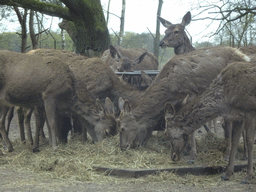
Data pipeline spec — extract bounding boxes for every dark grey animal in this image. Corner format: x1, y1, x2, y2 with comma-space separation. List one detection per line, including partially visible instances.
117, 46, 250, 152
164, 61, 256, 184
0, 50, 116, 152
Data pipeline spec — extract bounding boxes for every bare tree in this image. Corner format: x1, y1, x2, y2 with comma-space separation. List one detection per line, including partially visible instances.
106, 0, 111, 25
192, 0, 256, 46
13, 6, 28, 53
154, 0, 163, 59
1, 0, 110, 54
118, 0, 126, 45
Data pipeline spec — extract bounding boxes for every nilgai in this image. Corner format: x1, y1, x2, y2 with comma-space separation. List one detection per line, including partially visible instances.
101, 45, 158, 87
0, 50, 116, 152
101, 45, 159, 72
11, 48, 147, 147
158, 11, 252, 161
221, 46, 256, 160
164, 61, 256, 184
117, 46, 250, 155
158, 11, 195, 54
158, 11, 213, 160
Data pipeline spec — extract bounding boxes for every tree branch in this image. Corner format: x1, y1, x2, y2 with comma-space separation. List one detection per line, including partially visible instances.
0, 0, 71, 20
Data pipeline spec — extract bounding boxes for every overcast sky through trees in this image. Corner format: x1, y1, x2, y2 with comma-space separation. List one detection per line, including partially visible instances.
1, 0, 220, 43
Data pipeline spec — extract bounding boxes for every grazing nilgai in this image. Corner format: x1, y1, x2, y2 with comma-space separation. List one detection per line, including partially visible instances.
117, 46, 250, 152
158, 11, 214, 160
221, 46, 256, 160
17, 48, 147, 146
0, 50, 116, 152
164, 61, 256, 184
28, 49, 144, 107
159, 11, 217, 127
158, 11, 195, 55
101, 45, 159, 72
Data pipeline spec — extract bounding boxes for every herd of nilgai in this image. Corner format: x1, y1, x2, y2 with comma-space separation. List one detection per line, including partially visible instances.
1, 12, 256, 184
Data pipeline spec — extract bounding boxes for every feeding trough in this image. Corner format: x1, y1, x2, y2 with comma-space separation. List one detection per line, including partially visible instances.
94, 163, 252, 178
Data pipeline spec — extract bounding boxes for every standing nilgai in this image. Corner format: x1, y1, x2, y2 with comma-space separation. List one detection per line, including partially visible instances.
164, 61, 256, 184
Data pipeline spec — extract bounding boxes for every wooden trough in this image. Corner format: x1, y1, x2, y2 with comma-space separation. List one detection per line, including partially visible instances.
93, 163, 252, 178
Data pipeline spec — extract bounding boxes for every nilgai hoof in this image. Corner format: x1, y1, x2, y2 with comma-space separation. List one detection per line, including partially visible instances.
187, 160, 195, 164
33, 148, 40, 153
4, 145, 14, 152
241, 180, 250, 184
221, 175, 230, 181
8, 147, 14, 152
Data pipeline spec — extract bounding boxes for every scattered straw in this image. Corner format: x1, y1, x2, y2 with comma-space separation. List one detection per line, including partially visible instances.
0, 132, 253, 185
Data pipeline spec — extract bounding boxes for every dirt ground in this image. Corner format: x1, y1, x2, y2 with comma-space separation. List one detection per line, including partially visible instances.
0, 114, 256, 192
0, 166, 255, 192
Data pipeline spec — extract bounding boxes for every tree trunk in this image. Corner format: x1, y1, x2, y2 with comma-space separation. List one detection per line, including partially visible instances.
29, 10, 37, 49
14, 6, 28, 53
118, 0, 126, 46
60, 0, 110, 55
2, 0, 110, 55
61, 28, 66, 49
154, 0, 163, 59
106, 0, 111, 25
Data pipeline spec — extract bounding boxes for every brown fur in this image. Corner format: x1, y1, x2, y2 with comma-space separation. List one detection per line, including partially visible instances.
0, 50, 116, 151
118, 46, 250, 150
239, 45, 256, 55
21, 49, 146, 145
101, 45, 159, 72
158, 12, 195, 55
165, 61, 256, 183
27, 49, 144, 105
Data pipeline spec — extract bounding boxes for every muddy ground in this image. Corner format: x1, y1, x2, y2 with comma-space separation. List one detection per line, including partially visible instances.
0, 114, 256, 192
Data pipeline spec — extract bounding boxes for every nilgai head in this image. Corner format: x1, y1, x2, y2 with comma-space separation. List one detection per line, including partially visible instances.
164, 102, 189, 161
117, 97, 147, 150
93, 97, 117, 142
158, 12, 192, 49
109, 45, 148, 72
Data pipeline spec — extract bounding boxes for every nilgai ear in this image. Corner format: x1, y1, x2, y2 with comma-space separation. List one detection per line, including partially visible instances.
158, 15, 172, 28
141, 71, 153, 86
109, 45, 122, 59
123, 100, 131, 113
133, 52, 147, 65
118, 97, 125, 111
181, 11, 192, 27
164, 102, 175, 115
181, 94, 189, 105
105, 97, 115, 115
96, 99, 106, 113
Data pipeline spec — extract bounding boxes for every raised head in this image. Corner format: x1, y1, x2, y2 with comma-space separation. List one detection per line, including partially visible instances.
158, 12, 195, 55
164, 102, 189, 161
109, 45, 148, 72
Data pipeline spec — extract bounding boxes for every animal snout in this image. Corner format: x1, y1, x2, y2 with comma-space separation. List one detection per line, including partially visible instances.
171, 153, 179, 161
159, 41, 166, 48
120, 144, 130, 151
